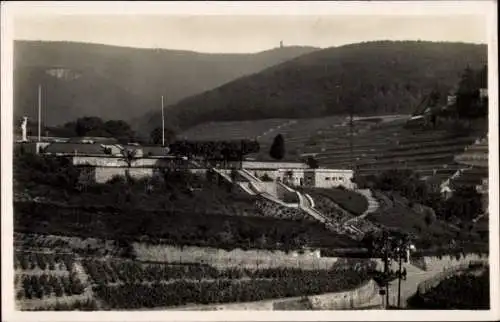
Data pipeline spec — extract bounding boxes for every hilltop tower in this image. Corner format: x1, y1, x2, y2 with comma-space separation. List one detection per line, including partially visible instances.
280, 41, 283, 48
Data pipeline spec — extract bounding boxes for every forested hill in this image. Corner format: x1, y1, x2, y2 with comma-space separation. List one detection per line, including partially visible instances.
14, 41, 318, 126
141, 41, 486, 133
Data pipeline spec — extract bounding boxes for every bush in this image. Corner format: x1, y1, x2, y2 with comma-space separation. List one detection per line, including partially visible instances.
409, 267, 489, 309
283, 192, 299, 204
261, 173, 273, 182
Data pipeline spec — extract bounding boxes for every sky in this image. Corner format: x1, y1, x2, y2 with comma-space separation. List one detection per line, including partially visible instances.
13, 14, 488, 54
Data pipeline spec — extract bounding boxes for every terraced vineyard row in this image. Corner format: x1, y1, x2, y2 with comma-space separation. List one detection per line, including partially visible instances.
79, 258, 376, 309
83, 259, 375, 283
17, 273, 85, 300
92, 267, 372, 309
14, 251, 75, 271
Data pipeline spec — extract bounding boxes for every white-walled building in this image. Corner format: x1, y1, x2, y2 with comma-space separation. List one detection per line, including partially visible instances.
233, 161, 355, 189
277, 168, 354, 189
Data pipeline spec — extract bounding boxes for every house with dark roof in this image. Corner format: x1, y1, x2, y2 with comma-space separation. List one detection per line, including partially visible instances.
41, 142, 179, 183
43, 143, 107, 156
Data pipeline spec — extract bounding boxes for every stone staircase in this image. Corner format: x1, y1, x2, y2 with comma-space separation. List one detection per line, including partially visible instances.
341, 189, 379, 233
356, 189, 380, 216
236, 170, 336, 226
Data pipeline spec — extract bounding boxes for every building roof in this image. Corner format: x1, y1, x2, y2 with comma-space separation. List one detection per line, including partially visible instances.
277, 168, 353, 173
67, 137, 118, 144
142, 146, 170, 157
44, 143, 174, 158
44, 143, 106, 155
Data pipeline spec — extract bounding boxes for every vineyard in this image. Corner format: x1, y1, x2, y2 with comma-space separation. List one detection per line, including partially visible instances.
13, 243, 377, 311
86, 258, 375, 309
14, 250, 91, 311
14, 233, 70, 249
25, 299, 98, 311
14, 251, 75, 271
14, 232, 122, 257
82, 258, 375, 284
94, 275, 369, 309
17, 273, 85, 300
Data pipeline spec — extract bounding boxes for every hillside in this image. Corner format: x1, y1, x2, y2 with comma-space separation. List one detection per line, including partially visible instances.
14, 41, 318, 127
142, 41, 486, 133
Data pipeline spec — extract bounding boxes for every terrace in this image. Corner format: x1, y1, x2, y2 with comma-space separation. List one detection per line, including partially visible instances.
249, 116, 347, 161
178, 119, 289, 142
449, 167, 488, 190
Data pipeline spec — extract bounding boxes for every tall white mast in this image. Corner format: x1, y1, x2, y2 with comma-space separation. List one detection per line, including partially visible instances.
38, 85, 41, 142
161, 95, 165, 146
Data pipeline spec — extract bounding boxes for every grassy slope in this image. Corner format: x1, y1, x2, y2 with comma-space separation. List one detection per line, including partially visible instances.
303, 187, 369, 216
366, 192, 487, 249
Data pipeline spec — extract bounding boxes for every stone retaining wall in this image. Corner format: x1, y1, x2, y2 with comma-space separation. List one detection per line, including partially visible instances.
133, 244, 339, 269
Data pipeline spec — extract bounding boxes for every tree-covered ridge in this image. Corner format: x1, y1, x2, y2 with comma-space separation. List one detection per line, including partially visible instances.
146, 41, 486, 132
14, 40, 318, 127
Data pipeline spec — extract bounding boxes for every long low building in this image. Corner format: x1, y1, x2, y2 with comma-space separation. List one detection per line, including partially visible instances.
19, 141, 355, 188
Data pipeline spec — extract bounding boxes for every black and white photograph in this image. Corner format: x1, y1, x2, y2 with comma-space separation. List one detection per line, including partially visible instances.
1, 1, 498, 320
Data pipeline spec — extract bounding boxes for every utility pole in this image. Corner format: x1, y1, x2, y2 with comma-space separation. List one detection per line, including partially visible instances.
385, 237, 390, 309
397, 249, 403, 308
396, 236, 410, 309
161, 96, 165, 147
349, 105, 354, 171
38, 85, 42, 142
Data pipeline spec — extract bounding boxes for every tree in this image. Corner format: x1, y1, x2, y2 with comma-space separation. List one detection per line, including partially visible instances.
363, 230, 412, 309
306, 156, 319, 169
205, 168, 216, 184
104, 120, 135, 140
457, 66, 477, 94
118, 147, 139, 184
442, 186, 483, 221
478, 64, 487, 89
269, 134, 285, 160
75, 117, 105, 137
230, 169, 238, 183
284, 170, 294, 185
455, 66, 485, 119
150, 127, 176, 146
117, 238, 136, 259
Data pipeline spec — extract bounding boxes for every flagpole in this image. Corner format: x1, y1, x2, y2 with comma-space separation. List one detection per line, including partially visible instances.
38, 85, 41, 142
161, 95, 165, 147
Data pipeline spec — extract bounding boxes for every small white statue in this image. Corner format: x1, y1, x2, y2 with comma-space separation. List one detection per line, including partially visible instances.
21, 117, 28, 142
